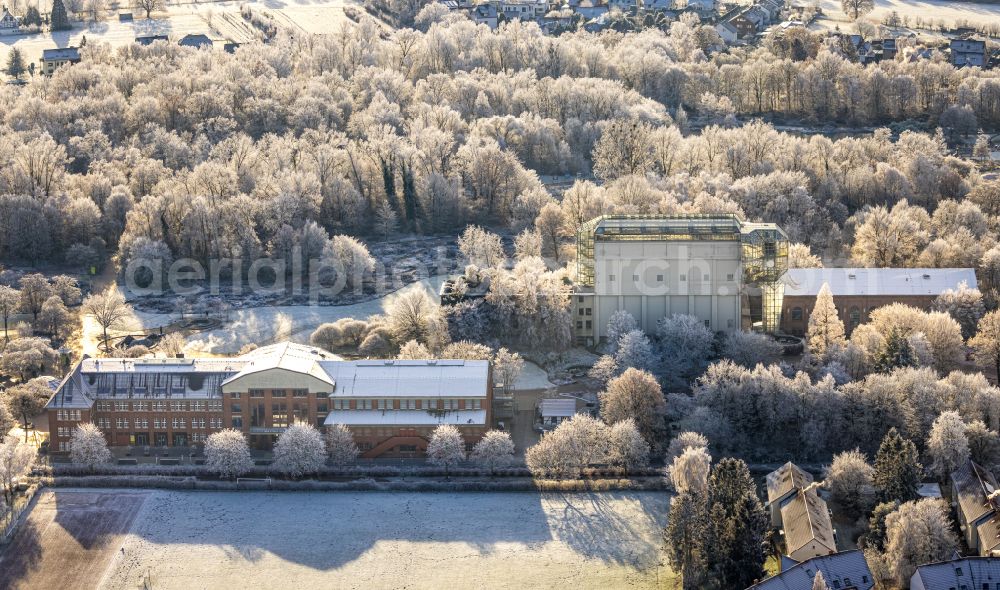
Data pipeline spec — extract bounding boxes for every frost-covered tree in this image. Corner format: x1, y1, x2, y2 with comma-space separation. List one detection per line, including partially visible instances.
526, 414, 610, 478
323, 235, 376, 289
971, 310, 1000, 382
0, 437, 34, 504
18, 274, 51, 322
0, 285, 19, 341
325, 424, 360, 465
812, 571, 829, 590
0, 338, 59, 382
874, 328, 917, 373
824, 449, 875, 516
384, 285, 448, 350
457, 225, 505, 269
440, 341, 493, 360
927, 411, 970, 480
605, 310, 638, 354
657, 314, 714, 384
666, 431, 709, 464
38, 296, 71, 340
587, 355, 619, 387
69, 422, 111, 470
670, 445, 711, 495
788, 243, 823, 268
841, 0, 873, 19
0, 404, 13, 440
273, 423, 327, 479
513, 228, 542, 261
883, 499, 958, 587
807, 283, 845, 359
607, 419, 649, 470
205, 429, 254, 480
721, 331, 782, 368
493, 348, 524, 395
614, 329, 655, 371
82, 288, 133, 354
427, 424, 465, 477
933, 281, 985, 339
397, 339, 432, 359
358, 332, 391, 358
5, 379, 51, 441
158, 332, 186, 357
600, 368, 665, 447
964, 420, 1000, 469
874, 428, 922, 504
471, 430, 515, 474
593, 118, 653, 180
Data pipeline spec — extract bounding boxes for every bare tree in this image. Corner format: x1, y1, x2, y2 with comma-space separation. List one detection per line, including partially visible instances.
0, 286, 19, 341
132, 0, 164, 18
0, 438, 35, 504
492, 348, 524, 396
82, 288, 134, 354
841, 0, 873, 20
5, 380, 51, 441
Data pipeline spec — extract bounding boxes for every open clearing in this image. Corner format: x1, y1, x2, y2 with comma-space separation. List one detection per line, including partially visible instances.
0, 490, 148, 590
812, 0, 1000, 30
1, 488, 672, 590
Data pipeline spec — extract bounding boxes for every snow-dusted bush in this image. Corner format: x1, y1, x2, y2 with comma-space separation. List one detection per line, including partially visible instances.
69, 423, 111, 470
273, 423, 327, 479
325, 424, 360, 466
607, 419, 650, 470
471, 430, 515, 474
205, 429, 254, 480
427, 424, 466, 476
397, 339, 432, 359
599, 368, 665, 447
440, 341, 493, 360
665, 431, 709, 464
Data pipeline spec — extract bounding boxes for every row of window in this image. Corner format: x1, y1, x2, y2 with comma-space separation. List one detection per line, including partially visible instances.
56, 410, 82, 421
607, 273, 736, 283
95, 400, 222, 412
328, 399, 483, 411
789, 306, 863, 326
97, 418, 223, 430
243, 389, 309, 398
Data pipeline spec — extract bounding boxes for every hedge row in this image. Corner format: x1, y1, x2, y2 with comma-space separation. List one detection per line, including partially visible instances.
40, 475, 667, 493
36, 464, 663, 480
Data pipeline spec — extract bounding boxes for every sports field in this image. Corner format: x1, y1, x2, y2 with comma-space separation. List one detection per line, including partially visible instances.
0, 488, 674, 590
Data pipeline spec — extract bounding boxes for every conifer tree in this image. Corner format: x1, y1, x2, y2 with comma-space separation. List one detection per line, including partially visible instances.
807, 282, 846, 359
705, 458, 769, 588
873, 428, 922, 504
665, 490, 708, 590
874, 328, 917, 373
5, 47, 25, 80
50, 0, 71, 31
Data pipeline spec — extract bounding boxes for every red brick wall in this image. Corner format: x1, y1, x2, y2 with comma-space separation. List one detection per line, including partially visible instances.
781, 294, 938, 336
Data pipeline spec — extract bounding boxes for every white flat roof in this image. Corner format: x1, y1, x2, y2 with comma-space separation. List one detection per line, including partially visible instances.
783, 268, 977, 297
324, 410, 487, 427
320, 360, 490, 398
539, 399, 576, 417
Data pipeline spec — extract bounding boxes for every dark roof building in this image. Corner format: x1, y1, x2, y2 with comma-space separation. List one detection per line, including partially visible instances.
911, 557, 1000, 590
747, 550, 874, 590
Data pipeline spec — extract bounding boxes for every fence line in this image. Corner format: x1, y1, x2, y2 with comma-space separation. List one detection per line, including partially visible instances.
1, 483, 41, 544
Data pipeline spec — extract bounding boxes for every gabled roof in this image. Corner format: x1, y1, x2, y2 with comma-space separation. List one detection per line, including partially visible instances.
748, 550, 873, 590
951, 460, 999, 527
911, 557, 1000, 589
780, 488, 836, 556
221, 342, 340, 388
41, 47, 80, 61
783, 268, 976, 298
766, 462, 814, 505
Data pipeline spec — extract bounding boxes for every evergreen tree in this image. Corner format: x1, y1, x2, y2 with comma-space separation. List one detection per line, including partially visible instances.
5, 48, 25, 80
864, 500, 900, 552
705, 458, 769, 588
873, 428, 922, 504
664, 491, 709, 590
812, 570, 829, 590
23, 5, 42, 26
874, 328, 917, 373
50, 0, 71, 31
807, 282, 846, 359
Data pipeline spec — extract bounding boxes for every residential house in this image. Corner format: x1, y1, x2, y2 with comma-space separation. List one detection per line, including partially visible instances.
472, 3, 499, 28
766, 462, 814, 527
40, 47, 81, 76
911, 558, 1000, 590
178, 34, 213, 49
729, 6, 768, 39
498, 0, 547, 20
951, 461, 1000, 555
951, 36, 988, 68
747, 550, 874, 590
0, 7, 20, 35
715, 21, 738, 43
780, 486, 837, 562
780, 267, 976, 336
574, 0, 608, 19
686, 0, 715, 11
882, 38, 898, 60
758, 0, 783, 22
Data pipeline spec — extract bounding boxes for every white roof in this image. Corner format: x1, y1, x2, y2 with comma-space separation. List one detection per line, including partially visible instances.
319, 359, 490, 398
783, 268, 977, 297
324, 410, 486, 427
222, 342, 341, 387
539, 399, 576, 418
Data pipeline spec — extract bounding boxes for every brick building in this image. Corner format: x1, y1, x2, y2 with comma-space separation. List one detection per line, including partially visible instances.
779, 267, 976, 336
46, 342, 492, 458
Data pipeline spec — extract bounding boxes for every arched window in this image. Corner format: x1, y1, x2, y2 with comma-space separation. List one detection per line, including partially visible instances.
791, 307, 803, 321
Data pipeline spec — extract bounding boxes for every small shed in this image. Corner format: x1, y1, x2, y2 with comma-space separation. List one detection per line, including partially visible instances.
538, 398, 576, 428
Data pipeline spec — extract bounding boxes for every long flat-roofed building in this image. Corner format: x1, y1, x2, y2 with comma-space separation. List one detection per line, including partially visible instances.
573, 214, 788, 345
780, 267, 977, 335
46, 342, 492, 458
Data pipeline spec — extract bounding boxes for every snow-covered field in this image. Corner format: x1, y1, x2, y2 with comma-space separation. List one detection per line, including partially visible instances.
813, 0, 1000, 30
0, 0, 363, 66
101, 489, 672, 590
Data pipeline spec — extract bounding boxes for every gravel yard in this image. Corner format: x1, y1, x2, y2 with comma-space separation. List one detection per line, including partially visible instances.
95, 489, 673, 590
